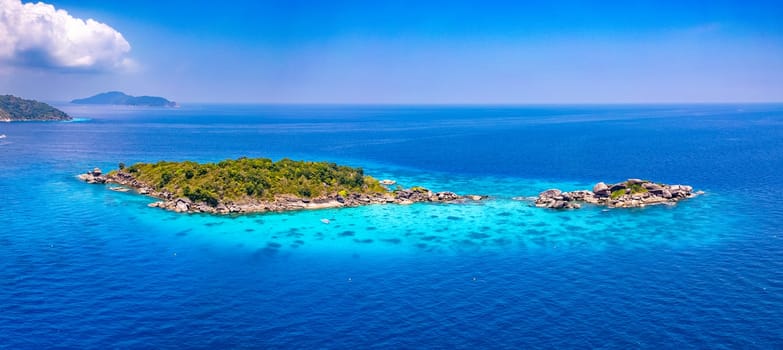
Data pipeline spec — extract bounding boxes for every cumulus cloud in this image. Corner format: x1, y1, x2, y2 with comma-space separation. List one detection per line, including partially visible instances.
0, 0, 133, 71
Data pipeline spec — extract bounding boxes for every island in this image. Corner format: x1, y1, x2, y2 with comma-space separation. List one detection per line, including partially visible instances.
0, 95, 72, 122
71, 91, 178, 107
78, 157, 487, 214
531, 179, 702, 209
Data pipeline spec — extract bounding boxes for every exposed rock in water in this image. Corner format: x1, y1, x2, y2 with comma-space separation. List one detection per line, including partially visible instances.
592, 182, 610, 197
77, 168, 107, 184
532, 179, 701, 209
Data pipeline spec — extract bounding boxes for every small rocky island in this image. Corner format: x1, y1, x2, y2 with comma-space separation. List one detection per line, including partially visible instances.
72, 91, 177, 107
532, 179, 702, 209
79, 158, 486, 214
0, 95, 72, 122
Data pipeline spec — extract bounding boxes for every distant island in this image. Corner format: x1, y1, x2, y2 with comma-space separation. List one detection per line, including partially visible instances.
0, 95, 72, 122
79, 157, 486, 214
71, 91, 178, 107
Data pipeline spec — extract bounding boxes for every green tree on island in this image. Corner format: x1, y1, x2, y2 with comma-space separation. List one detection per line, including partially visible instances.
114, 157, 387, 205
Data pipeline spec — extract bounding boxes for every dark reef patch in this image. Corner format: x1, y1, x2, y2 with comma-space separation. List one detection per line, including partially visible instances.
469, 232, 491, 239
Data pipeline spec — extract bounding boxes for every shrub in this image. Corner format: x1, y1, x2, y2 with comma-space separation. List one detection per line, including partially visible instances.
611, 189, 626, 199
629, 183, 648, 194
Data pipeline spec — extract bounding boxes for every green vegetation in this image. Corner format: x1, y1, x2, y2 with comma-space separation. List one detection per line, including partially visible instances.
0, 95, 71, 121
609, 184, 646, 199
628, 183, 648, 194
611, 189, 627, 199
410, 186, 428, 192
114, 157, 387, 206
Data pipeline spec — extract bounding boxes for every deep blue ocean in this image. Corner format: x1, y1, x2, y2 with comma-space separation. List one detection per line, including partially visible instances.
1, 104, 782, 348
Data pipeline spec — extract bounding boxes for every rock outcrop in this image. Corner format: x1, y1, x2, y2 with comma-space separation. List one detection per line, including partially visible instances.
533, 179, 702, 209
77, 168, 106, 184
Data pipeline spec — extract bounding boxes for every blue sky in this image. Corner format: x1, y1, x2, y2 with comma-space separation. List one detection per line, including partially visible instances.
2, 0, 782, 103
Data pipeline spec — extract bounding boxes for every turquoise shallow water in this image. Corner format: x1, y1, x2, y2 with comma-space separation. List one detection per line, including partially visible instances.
1, 104, 782, 348
106, 172, 732, 255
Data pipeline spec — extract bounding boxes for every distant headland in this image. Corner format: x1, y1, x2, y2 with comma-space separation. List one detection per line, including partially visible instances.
0, 95, 72, 122
78, 157, 487, 214
71, 91, 178, 107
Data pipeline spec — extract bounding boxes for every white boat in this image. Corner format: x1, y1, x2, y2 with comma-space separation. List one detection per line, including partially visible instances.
0, 134, 6, 139
379, 179, 396, 185
320, 218, 330, 224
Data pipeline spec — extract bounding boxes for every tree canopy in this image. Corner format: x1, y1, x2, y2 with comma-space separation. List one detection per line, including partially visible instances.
117, 157, 387, 205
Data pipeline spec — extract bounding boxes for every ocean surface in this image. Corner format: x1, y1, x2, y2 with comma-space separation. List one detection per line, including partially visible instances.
1, 104, 782, 348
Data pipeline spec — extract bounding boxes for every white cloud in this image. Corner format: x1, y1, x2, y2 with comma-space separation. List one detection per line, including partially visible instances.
0, 0, 132, 71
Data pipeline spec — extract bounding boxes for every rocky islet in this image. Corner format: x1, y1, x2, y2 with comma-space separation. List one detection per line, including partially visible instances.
532, 178, 702, 209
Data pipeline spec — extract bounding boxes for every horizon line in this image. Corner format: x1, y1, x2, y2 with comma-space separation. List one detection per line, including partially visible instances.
49, 100, 783, 106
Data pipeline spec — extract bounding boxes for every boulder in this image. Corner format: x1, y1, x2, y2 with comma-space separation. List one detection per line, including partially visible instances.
436, 191, 460, 201
175, 200, 189, 212
609, 183, 627, 192
592, 182, 609, 194
626, 178, 644, 185
539, 189, 562, 198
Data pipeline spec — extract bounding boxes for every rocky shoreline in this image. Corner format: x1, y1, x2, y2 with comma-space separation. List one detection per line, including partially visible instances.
78, 168, 488, 214
531, 179, 703, 209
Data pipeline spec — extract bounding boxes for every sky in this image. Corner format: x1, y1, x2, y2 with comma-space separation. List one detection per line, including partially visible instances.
1, 0, 782, 103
